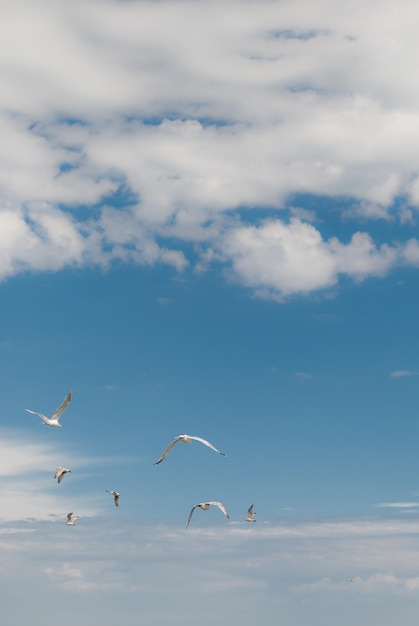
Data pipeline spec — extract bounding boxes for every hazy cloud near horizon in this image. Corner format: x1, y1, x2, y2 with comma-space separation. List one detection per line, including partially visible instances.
4, 515, 419, 625
1, 0, 419, 297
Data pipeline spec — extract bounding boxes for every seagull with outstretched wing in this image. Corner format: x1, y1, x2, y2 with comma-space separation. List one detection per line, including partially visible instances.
186, 501, 229, 529
54, 467, 71, 483
106, 490, 121, 507
25, 390, 72, 427
246, 504, 256, 522
65, 513, 79, 526
154, 434, 226, 465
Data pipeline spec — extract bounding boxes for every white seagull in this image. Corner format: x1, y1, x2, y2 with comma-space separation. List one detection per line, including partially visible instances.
54, 467, 71, 483
246, 504, 256, 522
186, 501, 229, 529
154, 434, 226, 465
106, 490, 121, 507
25, 389, 72, 427
65, 513, 79, 526
347, 575, 359, 583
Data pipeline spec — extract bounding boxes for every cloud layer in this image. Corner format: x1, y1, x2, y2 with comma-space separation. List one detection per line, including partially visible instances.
2, 0, 419, 298
4, 515, 419, 626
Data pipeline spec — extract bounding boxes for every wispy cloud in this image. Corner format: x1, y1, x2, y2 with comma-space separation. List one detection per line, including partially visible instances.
4, 517, 419, 600
375, 502, 419, 509
389, 370, 419, 378
294, 371, 313, 379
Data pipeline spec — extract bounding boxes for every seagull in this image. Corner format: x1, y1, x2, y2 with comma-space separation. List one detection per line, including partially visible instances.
347, 575, 359, 583
106, 490, 120, 507
246, 504, 256, 522
54, 467, 71, 483
186, 501, 229, 529
154, 434, 226, 465
25, 389, 72, 427
65, 513, 79, 526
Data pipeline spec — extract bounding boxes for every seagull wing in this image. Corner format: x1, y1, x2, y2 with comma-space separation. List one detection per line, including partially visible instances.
154, 437, 182, 465
67, 513, 73, 522
208, 501, 229, 519
25, 409, 49, 422
54, 467, 66, 482
248, 504, 254, 515
185, 504, 200, 529
57, 469, 68, 483
106, 491, 120, 506
187, 436, 226, 456
52, 390, 72, 421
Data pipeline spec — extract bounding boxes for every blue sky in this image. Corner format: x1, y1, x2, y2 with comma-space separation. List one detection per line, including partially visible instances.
2, 1, 419, 624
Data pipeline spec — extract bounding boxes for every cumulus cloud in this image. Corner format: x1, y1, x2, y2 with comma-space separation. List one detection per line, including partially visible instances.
401, 239, 419, 266
221, 219, 399, 299
2, 0, 419, 297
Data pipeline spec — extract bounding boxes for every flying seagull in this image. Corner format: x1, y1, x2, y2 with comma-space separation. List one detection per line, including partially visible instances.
106, 490, 121, 507
246, 504, 256, 522
154, 435, 226, 465
186, 501, 229, 529
65, 513, 79, 526
54, 467, 71, 483
347, 575, 359, 583
25, 390, 72, 427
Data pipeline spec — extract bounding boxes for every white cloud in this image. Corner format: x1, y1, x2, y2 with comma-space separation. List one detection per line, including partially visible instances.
376, 502, 419, 509
401, 238, 419, 266
221, 219, 399, 299
2, 0, 419, 297
3, 516, 419, 614
221, 219, 338, 298
3, 515, 419, 626
329, 232, 397, 280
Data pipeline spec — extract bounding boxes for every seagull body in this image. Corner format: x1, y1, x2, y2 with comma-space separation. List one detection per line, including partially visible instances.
54, 467, 71, 483
25, 390, 72, 427
65, 513, 79, 526
154, 434, 226, 465
186, 501, 229, 529
246, 504, 256, 522
106, 490, 121, 507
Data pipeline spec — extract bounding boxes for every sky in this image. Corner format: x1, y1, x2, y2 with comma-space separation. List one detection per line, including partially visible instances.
2, 0, 419, 624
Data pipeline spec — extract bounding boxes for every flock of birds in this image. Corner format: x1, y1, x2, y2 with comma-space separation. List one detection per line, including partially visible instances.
24, 389, 361, 583
25, 389, 257, 529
